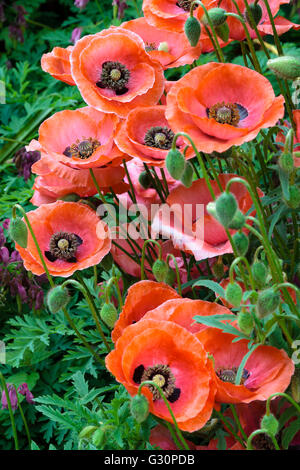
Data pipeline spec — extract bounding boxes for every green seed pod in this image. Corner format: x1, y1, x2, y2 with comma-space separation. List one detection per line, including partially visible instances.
279, 152, 294, 174
285, 185, 300, 209
9, 217, 28, 248
215, 192, 238, 228
215, 22, 229, 42
232, 231, 249, 256
252, 261, 268, 288
130, 394, 149, 424
152, 259, 168, 283
267, 56, 300, 80
201, 7, 227, 26
237, 311, 253, 335
166, 148, 186, 180
225, 282, 243, 308
228, 210, 246, 230
245, 3, 263, 28
184, 16, 201, 47
256, 288, 280, 318
164, 267, 176, 286
138, 171, 153, 189
100, 302, 118, 328
261, 414, 279, 437
291, 369, 300, 403
180, 161, 194, 188
79, 425, 98, 440
92, 428, 106, 448
100, 253, 113, 271
47, 286, 69, 314
59, 193, 80, 202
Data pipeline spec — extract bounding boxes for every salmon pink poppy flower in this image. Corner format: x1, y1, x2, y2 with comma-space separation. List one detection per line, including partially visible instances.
111, 280, 180, 343
122, 17, 201, 69
196, 328, 294, 404
152, 173, 263, 260
41, 46, 75, 86
115, 105, 194, 167
106, 319, 216, 432
70, 27, 165, 118
15, 201, 111, 277
166, 62, 285, 153
38, 106, 125, 170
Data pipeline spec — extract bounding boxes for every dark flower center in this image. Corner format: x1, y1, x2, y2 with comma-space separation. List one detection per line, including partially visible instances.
208, 102, 249, 126
176, 0, 196, 12
96, 61, 130, 95
145, 42, 157, 52
216, 367, 250, 385
63, 137, 100, 160
45, 231, 83, 263
132, 363, 181, 402
144, 126, 175, 150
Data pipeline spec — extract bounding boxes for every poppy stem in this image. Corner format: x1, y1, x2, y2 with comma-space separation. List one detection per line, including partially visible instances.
214, 409, 246, 447
0, 374, 19, 450
266, 392, 300, 417
141, 239, 162, 280
229, 404, 248, 442
167, 254, 182, 296
229, 256, 256, 290
138, 381, 190, 451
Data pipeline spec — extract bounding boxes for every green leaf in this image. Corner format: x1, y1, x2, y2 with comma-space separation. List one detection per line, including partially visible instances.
282, 417, 300, 449
71, 371, 89, 398
191, 280, 225, 298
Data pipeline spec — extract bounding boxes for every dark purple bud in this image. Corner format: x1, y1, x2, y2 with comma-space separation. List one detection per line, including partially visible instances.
2, 219, 10, 230
9, 250, 22, 263
34, 290, 44, 310
13, 147, 41, 181
0, 247, 10, 265
74, 0, 89, 8
18, 383, 34, 404
0, 227, 5, 247
1, 384, 18, 411
71, 27, 82, 44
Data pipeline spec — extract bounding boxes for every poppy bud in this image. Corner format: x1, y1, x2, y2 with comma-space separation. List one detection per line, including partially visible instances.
9, 217, 28, 248
267, 56, 300, 80
285, 185, 300, 209
215, 191, 238, 228
232, 231, 249, 256
252, 261, 268, 288
47, 286, 69, 314
92, 428, 106, 448
279, 152, 294, 174
138, 170, 153, 189
245, 3, 263, 28
215, 22, 230, 42
225, 282, 243, 308
212, 260, 225, 279
180, 161, 194, 188
206, 201, 217, 219
261, 414, 279, 437
165, 267, 176, 286
60, 193, 80, 202
166, 148, 186, 180
79, 425, 98, 440
158, 41, 169, 52
291, 369, 300, 403
130, 394, 149, 423
201, 7, 227, 26
284, 128, 295, 154
152, 259, 168, 283
228, 210, 246, 230
100, 302, 118, 328
184, 16, 201, 47
256, 288, 280, 318
237, 311, 253, 335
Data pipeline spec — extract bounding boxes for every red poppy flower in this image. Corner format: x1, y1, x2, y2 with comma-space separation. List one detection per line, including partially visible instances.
122, 17, 201, 69
152, 173, 263, 260
41, 46, 75, 86
38, 106, 125, 170
115, 105, 194, 167
70, 27, 164, 118
106, 319, 216, 432
16, 201, 111, 277
111, 280, 180, 343
166, 62, 284, 153
217, 0, 300, 41
195, 328, 294, 404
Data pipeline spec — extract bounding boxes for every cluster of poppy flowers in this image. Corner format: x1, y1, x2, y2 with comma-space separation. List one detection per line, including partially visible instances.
11, 0, 299, 448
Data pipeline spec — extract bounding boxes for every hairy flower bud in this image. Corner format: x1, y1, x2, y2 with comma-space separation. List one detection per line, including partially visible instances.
184, 16, 201, 47
252, 261, 268, 288
215, 192, 238, 228
279, 152, 294, 174
256, 288, 280, 318
201, 8, 227, 26
261, 414, 279, 436
180, 161, 194, 188
245, 3, 263, 28
232, 231, 249, 256
152, 259, 168, 283
9, 217, 28, 248
130, 394, 149, 423
228, 210, 246, 230
47, 286, 69, 314
100, 302, 118, 328
215, 22, 229, 42
92, 428, 106, 448
166, 148, 186, 180
138, 170, 153, 189
267, 56, 300, 80
164, 267, 176, 286
237, 311, 253, 335
225, 282, 243, 308
285, 185, 300, 209
79, 425, 98, 440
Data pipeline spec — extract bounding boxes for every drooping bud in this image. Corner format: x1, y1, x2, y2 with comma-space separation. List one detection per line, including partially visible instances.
138, 170, 153, 189
79, 425, 98, 440
184, 16, 201, 47
100, 302, 118, 328
9, 217, 28, 248
166, 148, 186, 180
228, 210, 246, 230
152, 259, 168, 283
215, 22, 229, 42
267, 56, 300, 80
245, 3, 263, 28
92, 428, 106, 448
237, 311, 254, 335
232, 231, 249, 256
256, 288, 280, 318
180, 161, 194, 188
225, 282, 243, 308
47, 286, 69, 314
291, 369, 300, 403
201, 8, 227, 27
164, 267, 176, 286
261, 414, 279, 437
252, 261, 268, 288
215, 191, 238, 228
279, 152, 294, 174
130, 394, 149, 423
285, 185, 300, 209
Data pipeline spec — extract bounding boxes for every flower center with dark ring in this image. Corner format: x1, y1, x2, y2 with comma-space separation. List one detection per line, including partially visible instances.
144, 126, 175, 150
132, 363, 181, 402
96, 61, 130, 96
45, 231, 83, 263
176, 0, 196, 12
209, 102, 240, 126
216, 367, 250, 385
63, 137, 100, 160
